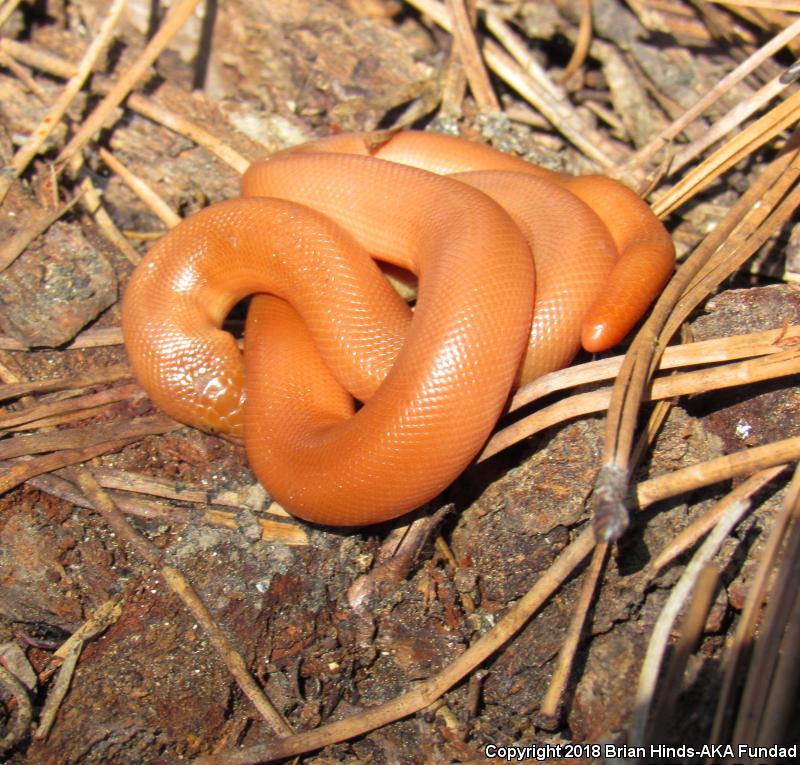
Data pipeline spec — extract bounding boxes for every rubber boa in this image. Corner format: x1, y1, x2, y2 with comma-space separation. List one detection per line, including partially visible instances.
122, 131, 674, 525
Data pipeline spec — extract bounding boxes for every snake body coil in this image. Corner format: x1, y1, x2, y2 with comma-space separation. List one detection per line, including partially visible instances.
122, 131, 674, 525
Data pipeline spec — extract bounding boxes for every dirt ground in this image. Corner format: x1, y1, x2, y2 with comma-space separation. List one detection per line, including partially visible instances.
1, 1, 799, 764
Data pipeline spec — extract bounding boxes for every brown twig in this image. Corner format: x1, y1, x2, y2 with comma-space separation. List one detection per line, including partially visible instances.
35, 599, 124, 740
0, 37, 74, 77
0, 436, 142, 495
0, 38, 251, 173
0, 414, 179, 461
0, 326, 124, 351
635, 436, 800, 510
0, 46, 49, 101
77, 171, 144, 265
5, 402, 129, 433
161, 565, 294, 736
12, 467, 304, 545
0, 363, 131, 402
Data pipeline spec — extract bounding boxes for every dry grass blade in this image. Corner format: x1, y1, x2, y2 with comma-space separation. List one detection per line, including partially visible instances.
0, 38, 251, 173
560, 0, 594, 83
655, 89, 800, 217
592, 139, 800, 541
481, 345, 800, 462
642, 564, 720, 743
98, 147, 181, 228
710, 464, 800, 743
753, 583, 800, 746
0, 382, 142, 431
668, 151, 799, 326
630, 496, 753, 746
0, 414, 180, 494
539, 541, 607, 720
508, 324, 800, 413
706, 0, 800, 10
651, 466, 788, 571
663, 179, 800, 344
55, 0, 203, 167
406, 0, 628, 167
483, 10, 564, 103
0, 0, 126, 205
438, 42, 471, 119
444, 0, 500, 113
484, 39, 626, 167
728, 464, 800, 748
630, 397, 672, 471
669, 73, 788, 175
627, 15, 800, 171
0, 0, 21, 30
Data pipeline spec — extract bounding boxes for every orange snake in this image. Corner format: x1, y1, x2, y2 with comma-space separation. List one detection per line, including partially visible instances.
122, 131, 674, 526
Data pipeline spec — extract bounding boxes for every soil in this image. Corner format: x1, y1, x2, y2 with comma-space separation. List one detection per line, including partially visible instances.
1, 1, 798, 764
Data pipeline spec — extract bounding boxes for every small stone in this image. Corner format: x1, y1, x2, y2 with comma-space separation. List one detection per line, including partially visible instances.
0, 220, 117, 347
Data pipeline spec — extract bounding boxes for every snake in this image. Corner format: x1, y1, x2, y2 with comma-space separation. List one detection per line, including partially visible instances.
121, 131, 674, 525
